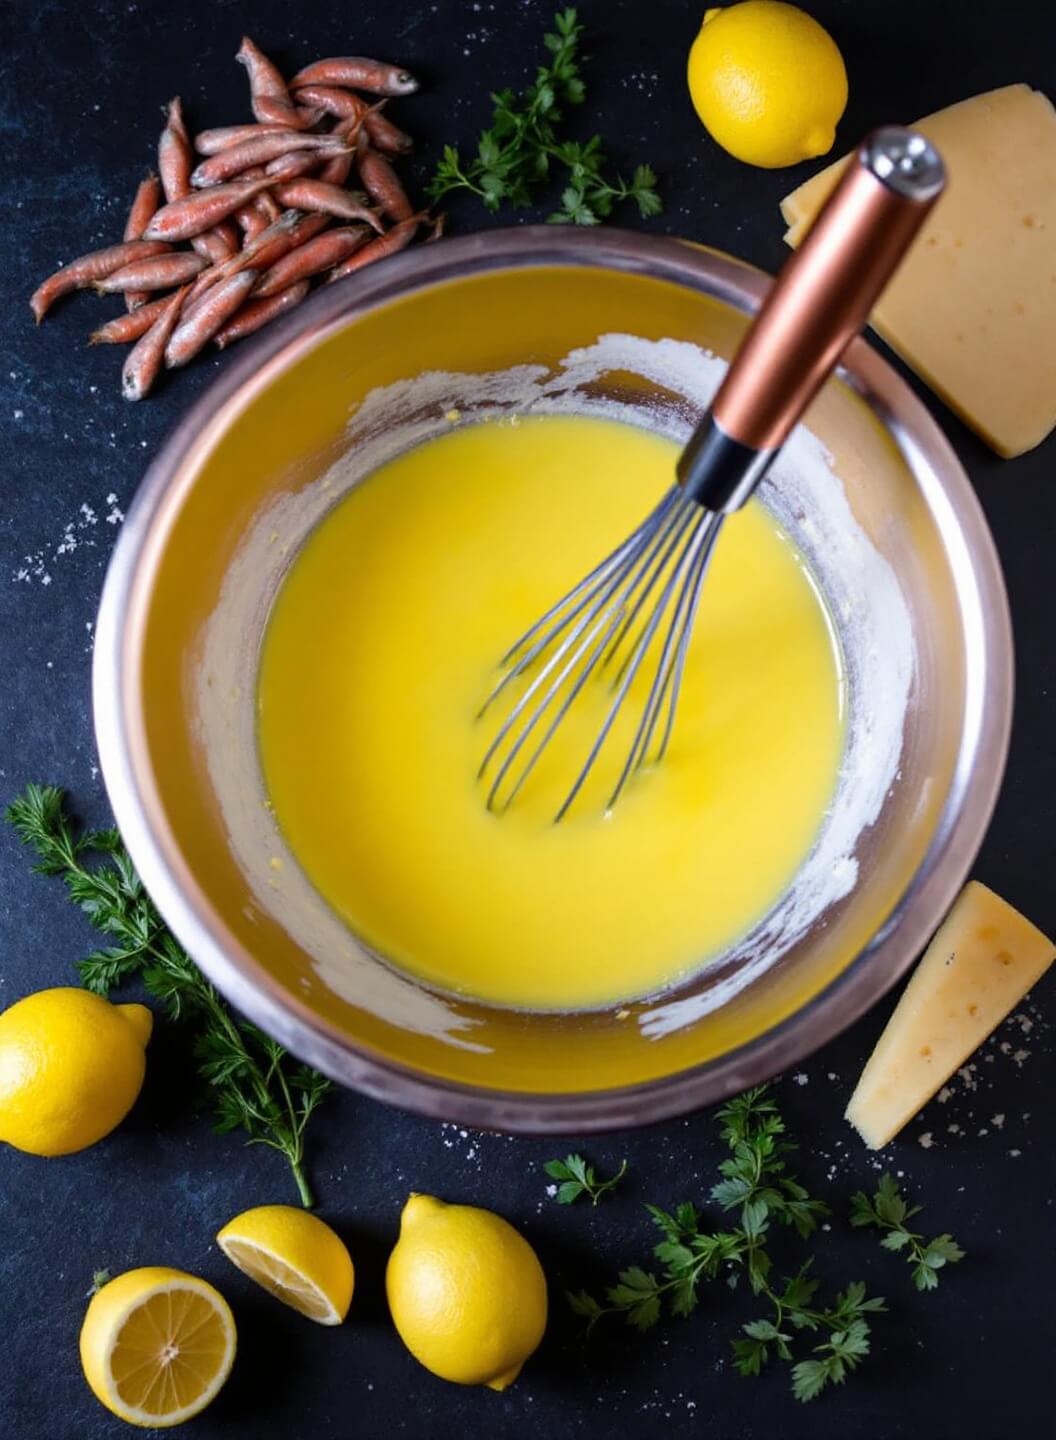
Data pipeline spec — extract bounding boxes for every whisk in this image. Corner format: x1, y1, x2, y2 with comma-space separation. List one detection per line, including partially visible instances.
479, 126, 945, 821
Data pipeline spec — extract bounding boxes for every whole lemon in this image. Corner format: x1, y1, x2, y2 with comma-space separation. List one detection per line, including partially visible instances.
0, 987, 152, 1156
386, 1192, 547, 1390
687, 2, 848, 168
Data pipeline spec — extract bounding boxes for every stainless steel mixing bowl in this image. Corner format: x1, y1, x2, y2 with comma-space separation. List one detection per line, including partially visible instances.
93, 228, 1012, 1132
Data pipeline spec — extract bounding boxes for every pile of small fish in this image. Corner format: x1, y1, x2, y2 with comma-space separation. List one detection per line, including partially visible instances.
29, 37, 434, 399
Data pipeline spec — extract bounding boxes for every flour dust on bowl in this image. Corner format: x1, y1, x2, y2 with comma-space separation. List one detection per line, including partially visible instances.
93, 229, 1012, 1132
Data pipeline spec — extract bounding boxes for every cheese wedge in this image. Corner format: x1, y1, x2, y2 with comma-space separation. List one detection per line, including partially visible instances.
780, 85, 1056, 458
847, 882, 1055, 1148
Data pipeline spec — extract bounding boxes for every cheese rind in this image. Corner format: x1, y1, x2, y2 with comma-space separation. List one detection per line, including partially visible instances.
846, 881, 1055, 1148
779, 85, 1056, 458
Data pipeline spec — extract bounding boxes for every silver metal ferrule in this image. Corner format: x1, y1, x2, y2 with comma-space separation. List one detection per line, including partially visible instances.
862, 126, 946, 202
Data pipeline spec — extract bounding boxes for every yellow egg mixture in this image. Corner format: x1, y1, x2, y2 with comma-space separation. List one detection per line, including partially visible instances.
258, 414, 844, 1010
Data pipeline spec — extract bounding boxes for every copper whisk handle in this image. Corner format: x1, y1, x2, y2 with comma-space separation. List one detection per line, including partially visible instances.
677, 126, 946, 512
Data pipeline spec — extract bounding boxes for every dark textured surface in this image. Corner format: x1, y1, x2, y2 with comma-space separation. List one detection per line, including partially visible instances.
2, 1, 1054, 1436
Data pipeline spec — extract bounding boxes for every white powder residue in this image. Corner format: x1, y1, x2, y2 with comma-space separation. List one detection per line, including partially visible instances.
12, 494, 122, 584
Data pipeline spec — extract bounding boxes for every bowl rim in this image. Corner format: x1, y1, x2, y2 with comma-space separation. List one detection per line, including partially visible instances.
93, 225, 1014, 1134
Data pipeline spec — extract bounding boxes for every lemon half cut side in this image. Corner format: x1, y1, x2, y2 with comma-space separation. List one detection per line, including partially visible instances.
217, 1205, 354, 1325
80, 1267, 236, 1428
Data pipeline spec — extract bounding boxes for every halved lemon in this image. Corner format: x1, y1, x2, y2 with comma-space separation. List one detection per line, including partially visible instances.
79, 1267, 236, 1428
217, 1204, 354, 1325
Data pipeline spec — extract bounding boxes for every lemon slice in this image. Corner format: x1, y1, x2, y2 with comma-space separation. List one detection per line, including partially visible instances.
80, 1267, 236, 1428
217, 1205, 354, 1325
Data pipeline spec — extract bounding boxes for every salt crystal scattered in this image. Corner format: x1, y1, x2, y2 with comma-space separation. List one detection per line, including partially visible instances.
918, 1132, 935, 1148
936, 1085, 954, 1104
991, 1113, 1005, 1129
793, 1072, 808, 1086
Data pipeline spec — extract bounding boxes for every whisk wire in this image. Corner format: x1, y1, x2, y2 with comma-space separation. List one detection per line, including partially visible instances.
477, 500, 674, 795
477, 487, 679, 734
479, 482, 722, 821
610, 512, 721, 810
491, 604, 626, 814
595, 511, 716, 816
492, 485, 684, 682
601, 489, 699, 678
550, 501, 713, 821
652, 517, 720, 767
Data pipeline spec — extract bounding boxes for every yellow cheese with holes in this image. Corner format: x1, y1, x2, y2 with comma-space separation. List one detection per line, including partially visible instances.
780, 85, 1056, 458
847, 882, 1055, 1148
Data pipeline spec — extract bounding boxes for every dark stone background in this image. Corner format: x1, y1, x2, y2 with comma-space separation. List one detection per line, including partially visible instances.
1, 1, 1053, 1436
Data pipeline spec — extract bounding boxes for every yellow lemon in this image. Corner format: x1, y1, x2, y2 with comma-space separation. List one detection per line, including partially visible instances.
80, 1267, 236, 1428
0, 987, 152, 1156
386, 1192, 547, 1391
217, 1204, 354, 1325
687, 2, 848, 168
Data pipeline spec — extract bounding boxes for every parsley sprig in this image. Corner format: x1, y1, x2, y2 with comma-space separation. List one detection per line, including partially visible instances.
86, 1269, 113, 1298
850, 1173, 965, 1291
567, 1088, 887, 1402
545, 1153, 627, 1206
427, 8, 661, 225
6, 784, 332, 1207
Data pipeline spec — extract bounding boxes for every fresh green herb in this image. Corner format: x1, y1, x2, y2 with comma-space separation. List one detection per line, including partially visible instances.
87, 1269, 112, 1297
710, 1086, 831, 1241
6, 784, 332, 1208
544, 1154, 627, 1206
427, 8, 661, 225
567, 1087, 886, 1402
850, 1173, 965, 1291
738, 1277, 886, 1402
